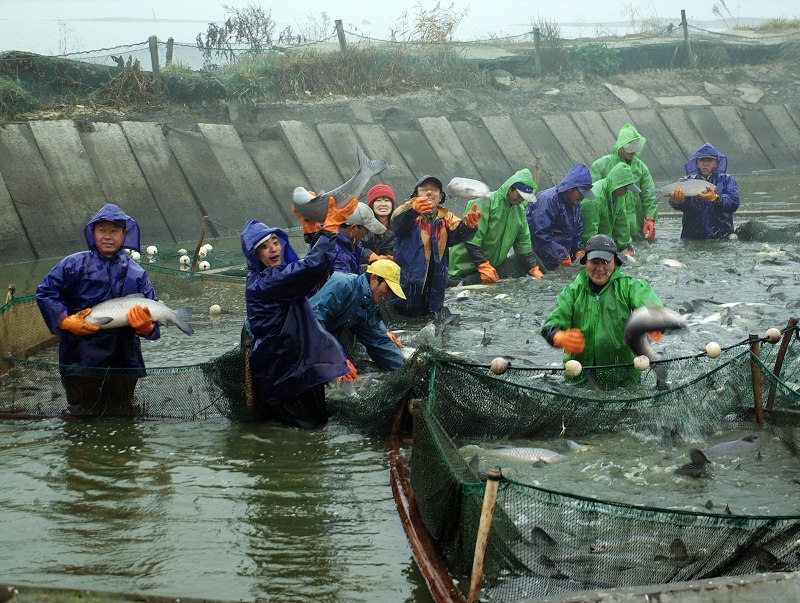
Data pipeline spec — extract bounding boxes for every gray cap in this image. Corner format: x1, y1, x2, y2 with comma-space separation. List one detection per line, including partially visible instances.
580, 234, 621, 265
345, 202, 387, 234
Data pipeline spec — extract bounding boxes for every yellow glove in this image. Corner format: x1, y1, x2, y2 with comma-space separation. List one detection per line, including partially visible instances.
698, 185, 718, 202
410, 195, 434, 215
128, 304, 154, 336
670, 188, 684, 204
462, 205, 482, 229
368, 253, 392, 263
59, 308, 100, 336
338, 359, 359, 382
553, 329, 586, 355
387, 331, 403, 348
528, 266, 544, 279
477, 261, 499, 284
291, 206, 322, 235
323, 196, 359, 234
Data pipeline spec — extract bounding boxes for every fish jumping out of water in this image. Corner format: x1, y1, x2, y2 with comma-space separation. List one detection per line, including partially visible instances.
650, 178, 716, 199
624, 306, 687, 387
674, 449, 712, 478
292, 146, 386, 223
703, 434, 759, 458
446, 177, 492, 200
85, 294, 194, 335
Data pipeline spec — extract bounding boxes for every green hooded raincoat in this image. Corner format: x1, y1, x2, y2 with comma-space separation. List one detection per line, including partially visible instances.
580, 162, 636, 250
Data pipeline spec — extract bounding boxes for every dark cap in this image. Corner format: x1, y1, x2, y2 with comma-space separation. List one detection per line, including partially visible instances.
411, 175, 446, 203
580, 234, 621, 265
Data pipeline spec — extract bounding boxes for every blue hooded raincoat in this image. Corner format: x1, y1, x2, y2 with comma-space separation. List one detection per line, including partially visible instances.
241, 220, 348, 404
668, 143, 740, 239
36, 203, 159, 374
309, 272, 404, 371
527, 164, 589, 269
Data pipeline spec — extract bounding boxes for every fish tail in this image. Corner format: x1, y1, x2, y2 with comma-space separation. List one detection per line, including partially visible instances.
357, 146, 386, 177
174, 307, 194, 335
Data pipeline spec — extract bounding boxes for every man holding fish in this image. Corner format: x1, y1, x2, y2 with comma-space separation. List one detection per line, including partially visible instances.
36, 203, 162, 417
665, 143, 740, 240
448, 168, 546, 283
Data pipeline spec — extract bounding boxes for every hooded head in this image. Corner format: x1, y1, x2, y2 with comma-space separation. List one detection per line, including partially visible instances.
614, 123, 646, 160
555, 164, 596, 200
685, 143, 727, 175
84, 203, 140, 253
497, 168, 538, 207
606, 162, 640, 196
240, 219, 297, 271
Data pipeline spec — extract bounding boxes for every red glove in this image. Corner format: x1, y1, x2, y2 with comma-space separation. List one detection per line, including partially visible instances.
462, 205, 482, 229
559, 257, 572, 267
386, 331, 403, 348
338, 359, 359, 382
59, 308, 100, 336
477, 261, 499, 284
128, 304, 154, 336
528, 266, 544, 279
292, 206, 322, 235
670, 188, 685, 204
648, 331, 663, 342
698, 185, 718, 202
410, 195, 434, 215
643, 218, 656, 242
553, 329, 586, 355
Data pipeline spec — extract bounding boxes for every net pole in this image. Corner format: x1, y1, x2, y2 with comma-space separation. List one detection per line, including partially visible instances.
534, 157, 541, 186
766, 317, 798, 410
749, 334, 765, 426
468, 468, 502, 603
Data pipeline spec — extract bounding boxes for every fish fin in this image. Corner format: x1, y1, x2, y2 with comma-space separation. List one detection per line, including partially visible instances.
689, 448, 711, 466
174, 307, 194, 335
670, 538, 689, 561
531, 527, 557, 547
91, 316, 114, 325
468, 454, 480, 474
357, 146, 386, 177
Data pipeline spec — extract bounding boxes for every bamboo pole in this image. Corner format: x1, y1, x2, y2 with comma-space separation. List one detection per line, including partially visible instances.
534, 157, 541, 186
766, 318, 799, 410
190, 216, 209, 272
468, 468, 502, 603
749, 334, 765, 426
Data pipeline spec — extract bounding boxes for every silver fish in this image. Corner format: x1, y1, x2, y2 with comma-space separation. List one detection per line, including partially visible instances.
659, 258, 686, 268
86, 294, 194, 335
624, 306, 687, 362
292, 146, 386, 222
649, 178, 716, 199
487, 445, 567, 465
703, 434, 759, 458
446, 177, 492, 200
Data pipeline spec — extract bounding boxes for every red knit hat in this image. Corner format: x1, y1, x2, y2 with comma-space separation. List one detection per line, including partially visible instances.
367, 184, 396, 208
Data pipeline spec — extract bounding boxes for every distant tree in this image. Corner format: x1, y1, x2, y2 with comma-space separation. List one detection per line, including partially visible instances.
196, 3, 277, 64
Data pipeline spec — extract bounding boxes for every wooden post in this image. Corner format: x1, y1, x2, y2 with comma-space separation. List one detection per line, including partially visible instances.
534, 157, 541, 186
468, 468, 502, 603
766, 318, 799, 409
335, 19, 347, 53
165, 37, 174, 66
190, 216, 209, 272
532, 28, 542, 75
148, 35, 161, 91
749, 334, 764, 426
680, 10, 694, 67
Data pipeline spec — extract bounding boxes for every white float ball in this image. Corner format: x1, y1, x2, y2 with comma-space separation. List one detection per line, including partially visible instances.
706, 342, 722, 359
203, 243, 213, 253
178, 248, 188, 256
794, 231, 800, 240
728, 233, 738, 241
199, 260, 210, 271
146, 245, 158, 255
130, 250, 141, 261
198, 248, 207, 258
633, 355, 650, 372
564, 359, 582, 378
765, 327, 781, 344
490, 357, 509, 375
209, 304, 222, 316
179, 255, 191, 266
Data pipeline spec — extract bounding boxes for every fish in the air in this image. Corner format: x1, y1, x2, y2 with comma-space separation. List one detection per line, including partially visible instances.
446, 177, 492, 200
85, 294, 194, 335
624, 306, 687, 387
292, 146, 386, 222
650, 178, 716, 199
703, 434, 759, 458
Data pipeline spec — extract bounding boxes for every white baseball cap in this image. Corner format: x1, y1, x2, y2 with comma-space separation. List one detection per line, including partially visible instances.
345, 202, 387, 234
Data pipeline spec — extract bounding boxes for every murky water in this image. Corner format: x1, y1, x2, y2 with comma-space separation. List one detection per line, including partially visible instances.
0, 171, 798, 599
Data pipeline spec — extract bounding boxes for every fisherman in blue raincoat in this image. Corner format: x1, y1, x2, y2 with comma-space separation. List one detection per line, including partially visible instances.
310, 259, 407, 372
668, 143, 740, 240
390, 175, 480, 317
242, 197, 357, 429
331, 202, 387, 274
527, 164, 595, 270
36, 203, 160, 417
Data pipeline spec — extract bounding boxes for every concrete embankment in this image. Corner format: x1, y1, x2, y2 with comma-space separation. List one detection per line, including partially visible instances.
2, 87, 799, 264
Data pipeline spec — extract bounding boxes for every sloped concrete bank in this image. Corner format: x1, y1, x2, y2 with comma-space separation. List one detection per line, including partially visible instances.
1, 69, 799, 264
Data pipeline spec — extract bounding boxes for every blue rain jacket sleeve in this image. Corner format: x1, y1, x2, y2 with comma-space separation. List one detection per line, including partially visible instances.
333, 231, 364, 275
241, 220, 349, 402
309, 272, 404, 371
35, 203, 159, 373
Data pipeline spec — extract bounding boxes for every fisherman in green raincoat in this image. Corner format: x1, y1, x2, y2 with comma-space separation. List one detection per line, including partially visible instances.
541, 234, 663, 388
590, 123, 659, 243
449, 169, 545, 284
580, 162, 640, 253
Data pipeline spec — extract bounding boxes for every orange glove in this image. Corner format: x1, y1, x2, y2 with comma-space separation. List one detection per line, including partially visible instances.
338, 359, 358, 382
291, 206, 322, 235
410, 195, 433, 215
698, 185, 718, 202
625, 248, 633, 256
462, 205, 482, 229
643, 218, 656, 242
648, 331, 663, 342
528, 266, 544, 279
559, 257, 572, 267
553, 329, 586, 355
368, 253, 392, 263
323, 196, 359, 234
128, 304, 154, 336
574, 250, 586, 261
387, 331, 403, 348
59, 308, 100, 336
670, 188, 685, 204
477, 261, 499, 284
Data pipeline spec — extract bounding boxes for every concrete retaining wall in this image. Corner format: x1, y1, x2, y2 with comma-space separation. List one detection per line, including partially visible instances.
2, 99, 800, 263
